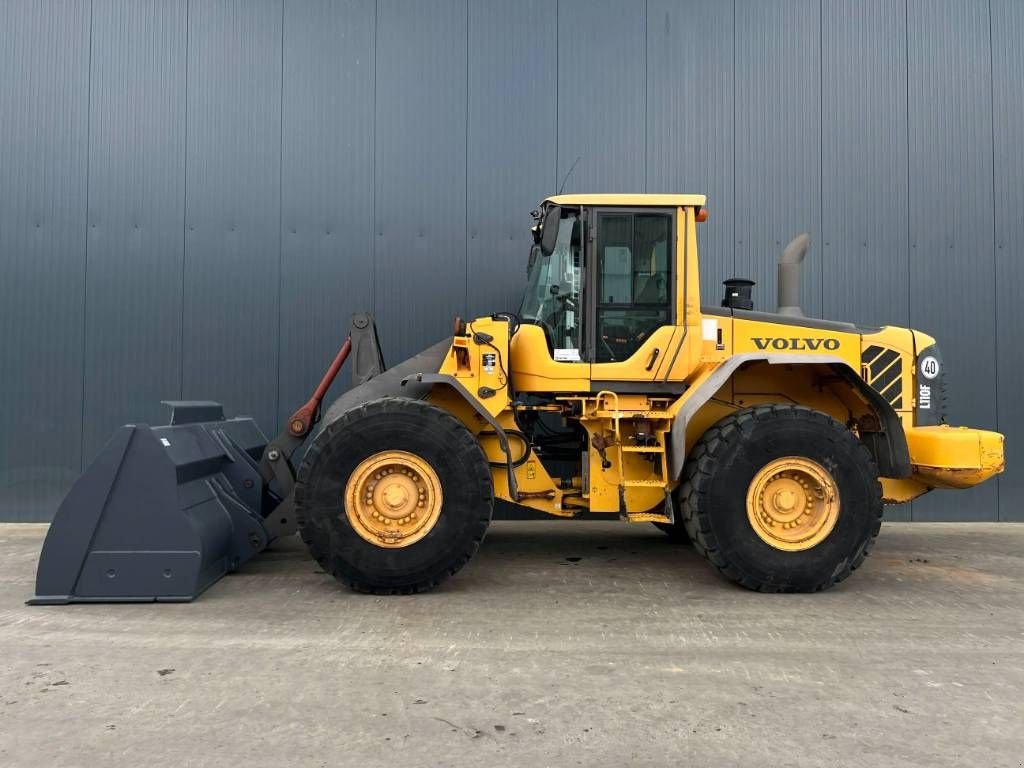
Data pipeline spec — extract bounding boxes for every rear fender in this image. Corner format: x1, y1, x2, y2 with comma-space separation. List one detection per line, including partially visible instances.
669, 353, 912, 480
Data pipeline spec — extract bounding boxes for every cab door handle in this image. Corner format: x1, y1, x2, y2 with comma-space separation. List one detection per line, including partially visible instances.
645, 347, 661, 371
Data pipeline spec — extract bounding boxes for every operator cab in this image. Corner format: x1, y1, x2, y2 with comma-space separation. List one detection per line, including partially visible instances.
520, 196, 684, 364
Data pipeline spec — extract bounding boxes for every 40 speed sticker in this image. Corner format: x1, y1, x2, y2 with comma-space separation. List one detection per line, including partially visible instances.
919, 355, 940, 380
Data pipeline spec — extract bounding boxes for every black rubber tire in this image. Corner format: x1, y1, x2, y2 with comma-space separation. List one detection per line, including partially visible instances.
680, 404, 882, 593
652, 521, 690, 543
294, 397, 493, 594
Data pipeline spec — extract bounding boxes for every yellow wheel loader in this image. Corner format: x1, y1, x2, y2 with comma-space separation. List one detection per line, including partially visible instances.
30, 194, 1004, 603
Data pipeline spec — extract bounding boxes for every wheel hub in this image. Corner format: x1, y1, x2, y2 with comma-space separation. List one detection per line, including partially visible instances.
345, 450, 443, 548
746, 457, 839, 551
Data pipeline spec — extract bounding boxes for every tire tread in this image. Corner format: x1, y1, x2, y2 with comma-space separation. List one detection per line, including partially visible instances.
295, 396, 492, 595
679, 404, 883, 593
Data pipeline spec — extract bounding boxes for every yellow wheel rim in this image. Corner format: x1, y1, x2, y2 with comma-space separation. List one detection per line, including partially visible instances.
345, 450, 443, 549
746, 457, 840, 552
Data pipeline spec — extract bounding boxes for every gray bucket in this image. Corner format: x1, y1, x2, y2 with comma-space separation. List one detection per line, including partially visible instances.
29, 402, 274, 604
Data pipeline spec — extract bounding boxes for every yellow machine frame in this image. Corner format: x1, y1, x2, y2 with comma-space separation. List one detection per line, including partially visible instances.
425, 195, 1003, 523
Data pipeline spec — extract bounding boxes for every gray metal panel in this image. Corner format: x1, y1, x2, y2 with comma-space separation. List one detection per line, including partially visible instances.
373, 0, 468, 363
992, 0, 1024, 521
556, 0, 646, 193
906, 0, 996, 521
734, 0, 822, 317
182, 0, 282, 432
0, 0, 1019, 523
278, 0, 374, 425
821, 0, 909, 328
645, 0, 734, 305
0, 1, 90, 521
82, 0, 187, 462
465, 0, 557, 320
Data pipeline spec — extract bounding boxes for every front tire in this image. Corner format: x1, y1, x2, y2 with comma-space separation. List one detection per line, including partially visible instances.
680, 404, 882, 592
295, 397, 493, 594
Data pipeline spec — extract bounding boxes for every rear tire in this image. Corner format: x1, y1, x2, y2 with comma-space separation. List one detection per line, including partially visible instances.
295, 397, 493, 594
680, 404, 882, 592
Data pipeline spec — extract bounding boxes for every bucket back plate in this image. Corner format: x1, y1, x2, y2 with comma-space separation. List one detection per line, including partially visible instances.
30, 403, 271, 604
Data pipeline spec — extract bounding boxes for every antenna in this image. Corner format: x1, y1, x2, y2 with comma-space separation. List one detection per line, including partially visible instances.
558, 156, 581, 195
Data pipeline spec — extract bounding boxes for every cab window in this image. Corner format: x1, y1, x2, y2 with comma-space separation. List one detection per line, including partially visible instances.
595, 211, 672, 362
520, 212, 583, 360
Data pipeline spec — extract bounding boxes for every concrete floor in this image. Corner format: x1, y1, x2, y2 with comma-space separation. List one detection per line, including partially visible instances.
1, 522, 1022, 768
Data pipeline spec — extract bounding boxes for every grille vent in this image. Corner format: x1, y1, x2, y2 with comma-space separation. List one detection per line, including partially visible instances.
861, 345, 903, 409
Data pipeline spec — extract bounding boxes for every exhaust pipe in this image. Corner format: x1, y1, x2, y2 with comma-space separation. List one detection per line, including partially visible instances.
777, 233, 810, 317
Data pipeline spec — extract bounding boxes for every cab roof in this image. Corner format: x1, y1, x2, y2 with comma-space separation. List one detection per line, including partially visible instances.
544, 193, 707, 208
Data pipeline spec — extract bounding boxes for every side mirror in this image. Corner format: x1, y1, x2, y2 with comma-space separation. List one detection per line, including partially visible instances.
540, 206, 561, 256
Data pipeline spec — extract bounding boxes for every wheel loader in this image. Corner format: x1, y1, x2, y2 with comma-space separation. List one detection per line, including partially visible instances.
30, 194, 1004, 603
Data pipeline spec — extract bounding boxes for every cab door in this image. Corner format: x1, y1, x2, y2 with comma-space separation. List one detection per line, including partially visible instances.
588, 207, 682, 385
510, 206, 590, 393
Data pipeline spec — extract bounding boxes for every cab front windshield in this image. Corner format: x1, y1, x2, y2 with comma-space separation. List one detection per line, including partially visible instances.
519, 213, 582, 360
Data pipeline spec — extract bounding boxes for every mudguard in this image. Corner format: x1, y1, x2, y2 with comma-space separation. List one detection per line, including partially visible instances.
314, 338, 451, 433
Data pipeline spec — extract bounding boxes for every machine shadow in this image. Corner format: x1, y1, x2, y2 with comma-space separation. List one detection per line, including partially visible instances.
244, 520, 716, 598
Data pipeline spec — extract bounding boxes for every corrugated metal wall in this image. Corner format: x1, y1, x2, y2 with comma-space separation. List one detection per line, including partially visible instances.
1, 0, 1020, 522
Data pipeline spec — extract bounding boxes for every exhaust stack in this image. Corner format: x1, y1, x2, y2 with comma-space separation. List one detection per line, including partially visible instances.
777, 233, 810, 317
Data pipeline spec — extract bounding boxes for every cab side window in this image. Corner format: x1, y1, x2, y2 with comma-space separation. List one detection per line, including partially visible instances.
595, 212, 672, 362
